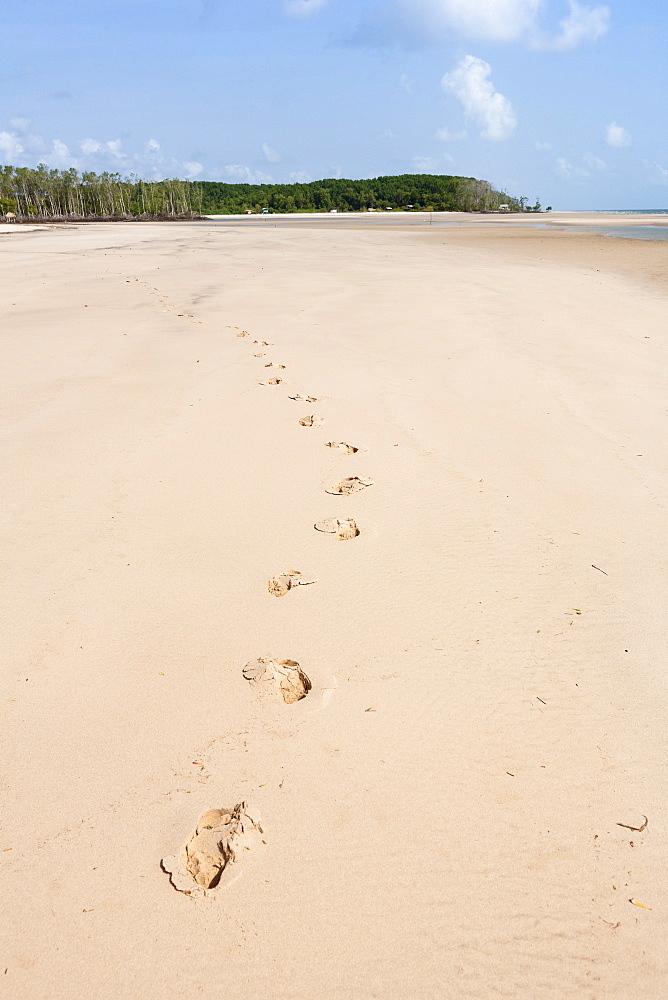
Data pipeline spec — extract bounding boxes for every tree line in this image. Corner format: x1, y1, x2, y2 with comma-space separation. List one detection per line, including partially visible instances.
0, 165, 201, 219
0, 164, 529, 220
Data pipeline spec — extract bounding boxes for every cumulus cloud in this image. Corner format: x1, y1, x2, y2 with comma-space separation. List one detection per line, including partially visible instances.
49, 139, 77, 167
536, 0, 610, 50
442, 56, 517, 141
262, 142, 282, 163
283, 0, 326, 16
413, 155, 437, 172
435, 126, 467, 141
605, 121, 631, 147
555, 157, 589, 179
106, 139, 129, 162
583, 152, 606, 170
224, 164, 274, 183
0, 125, 208, 180
397, 0, 540, 42
0, 131, 25, 161
363, 0, 610, 50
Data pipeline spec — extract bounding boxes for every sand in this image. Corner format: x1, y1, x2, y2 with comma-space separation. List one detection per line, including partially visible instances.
1, 217, 667, 998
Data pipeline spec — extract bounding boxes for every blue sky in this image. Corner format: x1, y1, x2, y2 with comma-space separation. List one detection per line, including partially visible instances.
1, 0, 666, 208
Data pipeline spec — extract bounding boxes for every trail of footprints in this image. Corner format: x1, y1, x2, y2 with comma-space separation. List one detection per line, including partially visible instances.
162, 322, 370, 896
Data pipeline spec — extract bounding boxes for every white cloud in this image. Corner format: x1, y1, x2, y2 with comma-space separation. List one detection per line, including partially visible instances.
442, 56, 516, 141
555, 157, 589, 179
535, 140, 552, 151
389, 0, 609, 49
262, 142, 282, 163
0, 128, 208, 180
42, 139, 79, 169
583, 152, 606, 170
537, 0, 610, 50
106, 139, 129, 162
224, 164, 274, 183
283, 0, 326, 16
435, 126, 467, 141
398, 0, 540, 42
413, 155, 437, 172
288, 170, 312, 182
605, 121, 631, 147
0, 131, 25, 161
649, 162, 668, 183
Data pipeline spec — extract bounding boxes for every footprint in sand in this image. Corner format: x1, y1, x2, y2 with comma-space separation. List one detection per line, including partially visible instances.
268, 569, 317, 597
289, 394, 318, 403
253, 340, 272, 346
264, 363, 286, 369
161, 803, 264, 896
299, 414, 323, 427
252, 353, 266, 358
261, 377, 283, 386
236, 330, 250, 338
243, 658, 312, 704
326, 476, 373, 495
325, 441, 359, 454
314, 517, 360, 540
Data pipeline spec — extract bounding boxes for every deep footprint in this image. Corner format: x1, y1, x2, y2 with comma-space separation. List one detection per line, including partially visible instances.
326, 476, 373, 495
261, 377, 283, 385
325, 441, 359, 454
236, 330, 250, 338
268, 569, 317, 597
161, 802, 263, 896
264, 363, 286, 369
299, 414, 323, 427
243, 658, 312, 703
289, 394, 318, 403
314, 517, 360, 540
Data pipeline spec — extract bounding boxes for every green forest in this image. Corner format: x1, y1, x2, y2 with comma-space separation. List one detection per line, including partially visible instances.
0, 164, 531, 219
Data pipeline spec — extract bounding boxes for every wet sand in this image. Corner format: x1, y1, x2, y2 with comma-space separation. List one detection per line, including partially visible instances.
2, 219, 667, 998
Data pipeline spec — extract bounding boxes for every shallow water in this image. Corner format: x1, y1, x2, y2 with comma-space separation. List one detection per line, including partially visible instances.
209, 214, 668, 241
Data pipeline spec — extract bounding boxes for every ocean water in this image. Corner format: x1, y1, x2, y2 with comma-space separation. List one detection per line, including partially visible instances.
566, 225, 668, 241
210, 210, 668, 241
587, 209, 668, 240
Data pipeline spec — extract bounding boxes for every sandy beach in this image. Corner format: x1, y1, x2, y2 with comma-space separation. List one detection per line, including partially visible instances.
1, 216, 667, 998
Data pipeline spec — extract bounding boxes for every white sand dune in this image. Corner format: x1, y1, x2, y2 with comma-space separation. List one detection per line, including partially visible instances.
1, 219, 667, 998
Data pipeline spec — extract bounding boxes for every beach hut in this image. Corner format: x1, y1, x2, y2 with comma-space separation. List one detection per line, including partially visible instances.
4, 211, 16, 222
